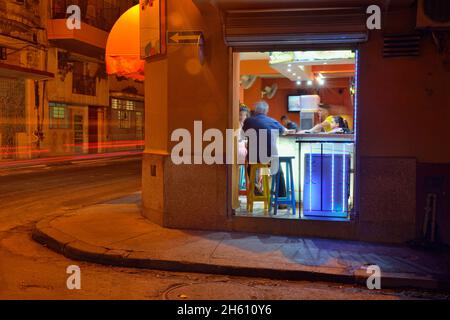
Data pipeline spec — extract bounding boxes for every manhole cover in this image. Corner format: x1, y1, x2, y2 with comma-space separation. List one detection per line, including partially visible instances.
163, 282, 262, 300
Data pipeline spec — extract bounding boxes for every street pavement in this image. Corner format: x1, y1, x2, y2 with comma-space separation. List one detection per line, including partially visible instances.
0, 157, 449, 299
33, 194, 450, 292
0, 156, 142, 232
4, 225, 437, 300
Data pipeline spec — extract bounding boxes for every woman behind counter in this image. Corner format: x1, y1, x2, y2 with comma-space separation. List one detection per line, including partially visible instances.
298, 104, 352, 134
327, 116, 351, 134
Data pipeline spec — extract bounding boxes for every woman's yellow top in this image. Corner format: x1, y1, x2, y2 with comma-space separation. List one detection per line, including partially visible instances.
323, 115, 353, 132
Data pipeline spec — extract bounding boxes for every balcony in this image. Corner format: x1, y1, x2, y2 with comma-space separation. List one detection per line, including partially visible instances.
52, 0, 121, 32
47, 0, 123, 58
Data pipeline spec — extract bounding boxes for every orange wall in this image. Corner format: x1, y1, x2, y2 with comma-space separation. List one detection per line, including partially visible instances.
358, 9, 450, 163
241, 77, 262, 110
240, 60, 279, 76
311, 64, 355, 74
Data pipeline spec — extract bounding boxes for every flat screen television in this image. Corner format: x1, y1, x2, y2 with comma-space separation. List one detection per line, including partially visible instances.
287, 95, 301, 112
288, 94, 321, 112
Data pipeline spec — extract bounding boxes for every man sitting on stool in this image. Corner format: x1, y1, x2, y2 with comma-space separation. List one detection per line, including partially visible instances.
243, 101, 290, 209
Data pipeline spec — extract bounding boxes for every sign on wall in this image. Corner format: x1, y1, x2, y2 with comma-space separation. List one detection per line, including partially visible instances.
168, 31, 203, 44
140, 0, 167, 59
168, 31, 205, 65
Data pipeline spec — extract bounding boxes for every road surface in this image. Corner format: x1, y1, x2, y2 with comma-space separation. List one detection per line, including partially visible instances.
0, 157, 446, 299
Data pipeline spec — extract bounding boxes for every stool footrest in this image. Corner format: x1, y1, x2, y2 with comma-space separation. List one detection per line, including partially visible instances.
269, 157, 297, 216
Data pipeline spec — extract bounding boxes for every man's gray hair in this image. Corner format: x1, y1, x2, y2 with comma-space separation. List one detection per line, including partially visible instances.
254, 100, 269, 114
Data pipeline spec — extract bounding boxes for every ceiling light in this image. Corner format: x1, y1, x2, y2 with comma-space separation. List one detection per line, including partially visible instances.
298, 65, 304, 70
287, 68, 292, 72
307, 80, 313, 86
318, 79, 325, 85
296, 80, 301, 85
288, 64, 292, 67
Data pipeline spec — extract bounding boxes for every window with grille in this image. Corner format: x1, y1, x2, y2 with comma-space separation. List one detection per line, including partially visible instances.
111, 98, 141, 129
112, 98, 136, 110
49, 103, 70, 129
118, 110, 131, 129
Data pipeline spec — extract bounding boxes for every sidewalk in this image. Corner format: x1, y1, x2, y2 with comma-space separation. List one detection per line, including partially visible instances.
32, 193, 450, 291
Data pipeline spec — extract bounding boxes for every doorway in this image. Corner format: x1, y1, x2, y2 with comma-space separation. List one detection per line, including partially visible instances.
0, 78, 25, 160
233, 49, 358, 221
88, 106, 99, 154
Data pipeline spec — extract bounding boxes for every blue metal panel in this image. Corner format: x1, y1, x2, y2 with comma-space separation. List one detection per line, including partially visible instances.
304, 152, 350, 218
303, 153, 322, 212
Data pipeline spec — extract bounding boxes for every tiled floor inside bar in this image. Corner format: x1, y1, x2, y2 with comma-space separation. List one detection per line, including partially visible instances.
235, 196, 300, 219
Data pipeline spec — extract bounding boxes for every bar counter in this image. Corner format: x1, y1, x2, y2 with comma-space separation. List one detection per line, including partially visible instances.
277, 133, 355, 219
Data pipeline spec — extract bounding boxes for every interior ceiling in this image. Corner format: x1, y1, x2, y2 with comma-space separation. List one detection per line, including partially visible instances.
240, 52, 270, 61
213, 0, 415, 10
240, 52, 355, 81
270, 59, 355, 81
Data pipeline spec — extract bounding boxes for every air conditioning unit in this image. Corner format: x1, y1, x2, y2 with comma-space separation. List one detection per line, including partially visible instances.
416, 0, 450, 29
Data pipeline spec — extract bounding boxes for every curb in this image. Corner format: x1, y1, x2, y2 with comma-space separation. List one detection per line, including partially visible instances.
32, 216, 450, 292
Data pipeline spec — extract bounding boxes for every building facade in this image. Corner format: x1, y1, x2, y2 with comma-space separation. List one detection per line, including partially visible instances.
141, 0, 450, 244
0, 0, 53, 160
0, 0, 143, 160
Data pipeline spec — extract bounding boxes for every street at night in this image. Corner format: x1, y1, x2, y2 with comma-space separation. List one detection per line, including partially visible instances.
0, 157, 447, 300
0, 156, 142, 232
1, 0, 450, 310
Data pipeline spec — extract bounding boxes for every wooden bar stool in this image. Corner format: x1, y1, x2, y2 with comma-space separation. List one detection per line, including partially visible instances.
246, 163, 270, 212
270, 156, 296, 215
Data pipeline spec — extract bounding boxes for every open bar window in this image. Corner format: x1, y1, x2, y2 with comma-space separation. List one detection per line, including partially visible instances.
235, 49, 357, 221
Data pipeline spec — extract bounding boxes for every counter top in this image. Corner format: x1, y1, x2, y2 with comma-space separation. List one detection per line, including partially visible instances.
281, 133, 355, 142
